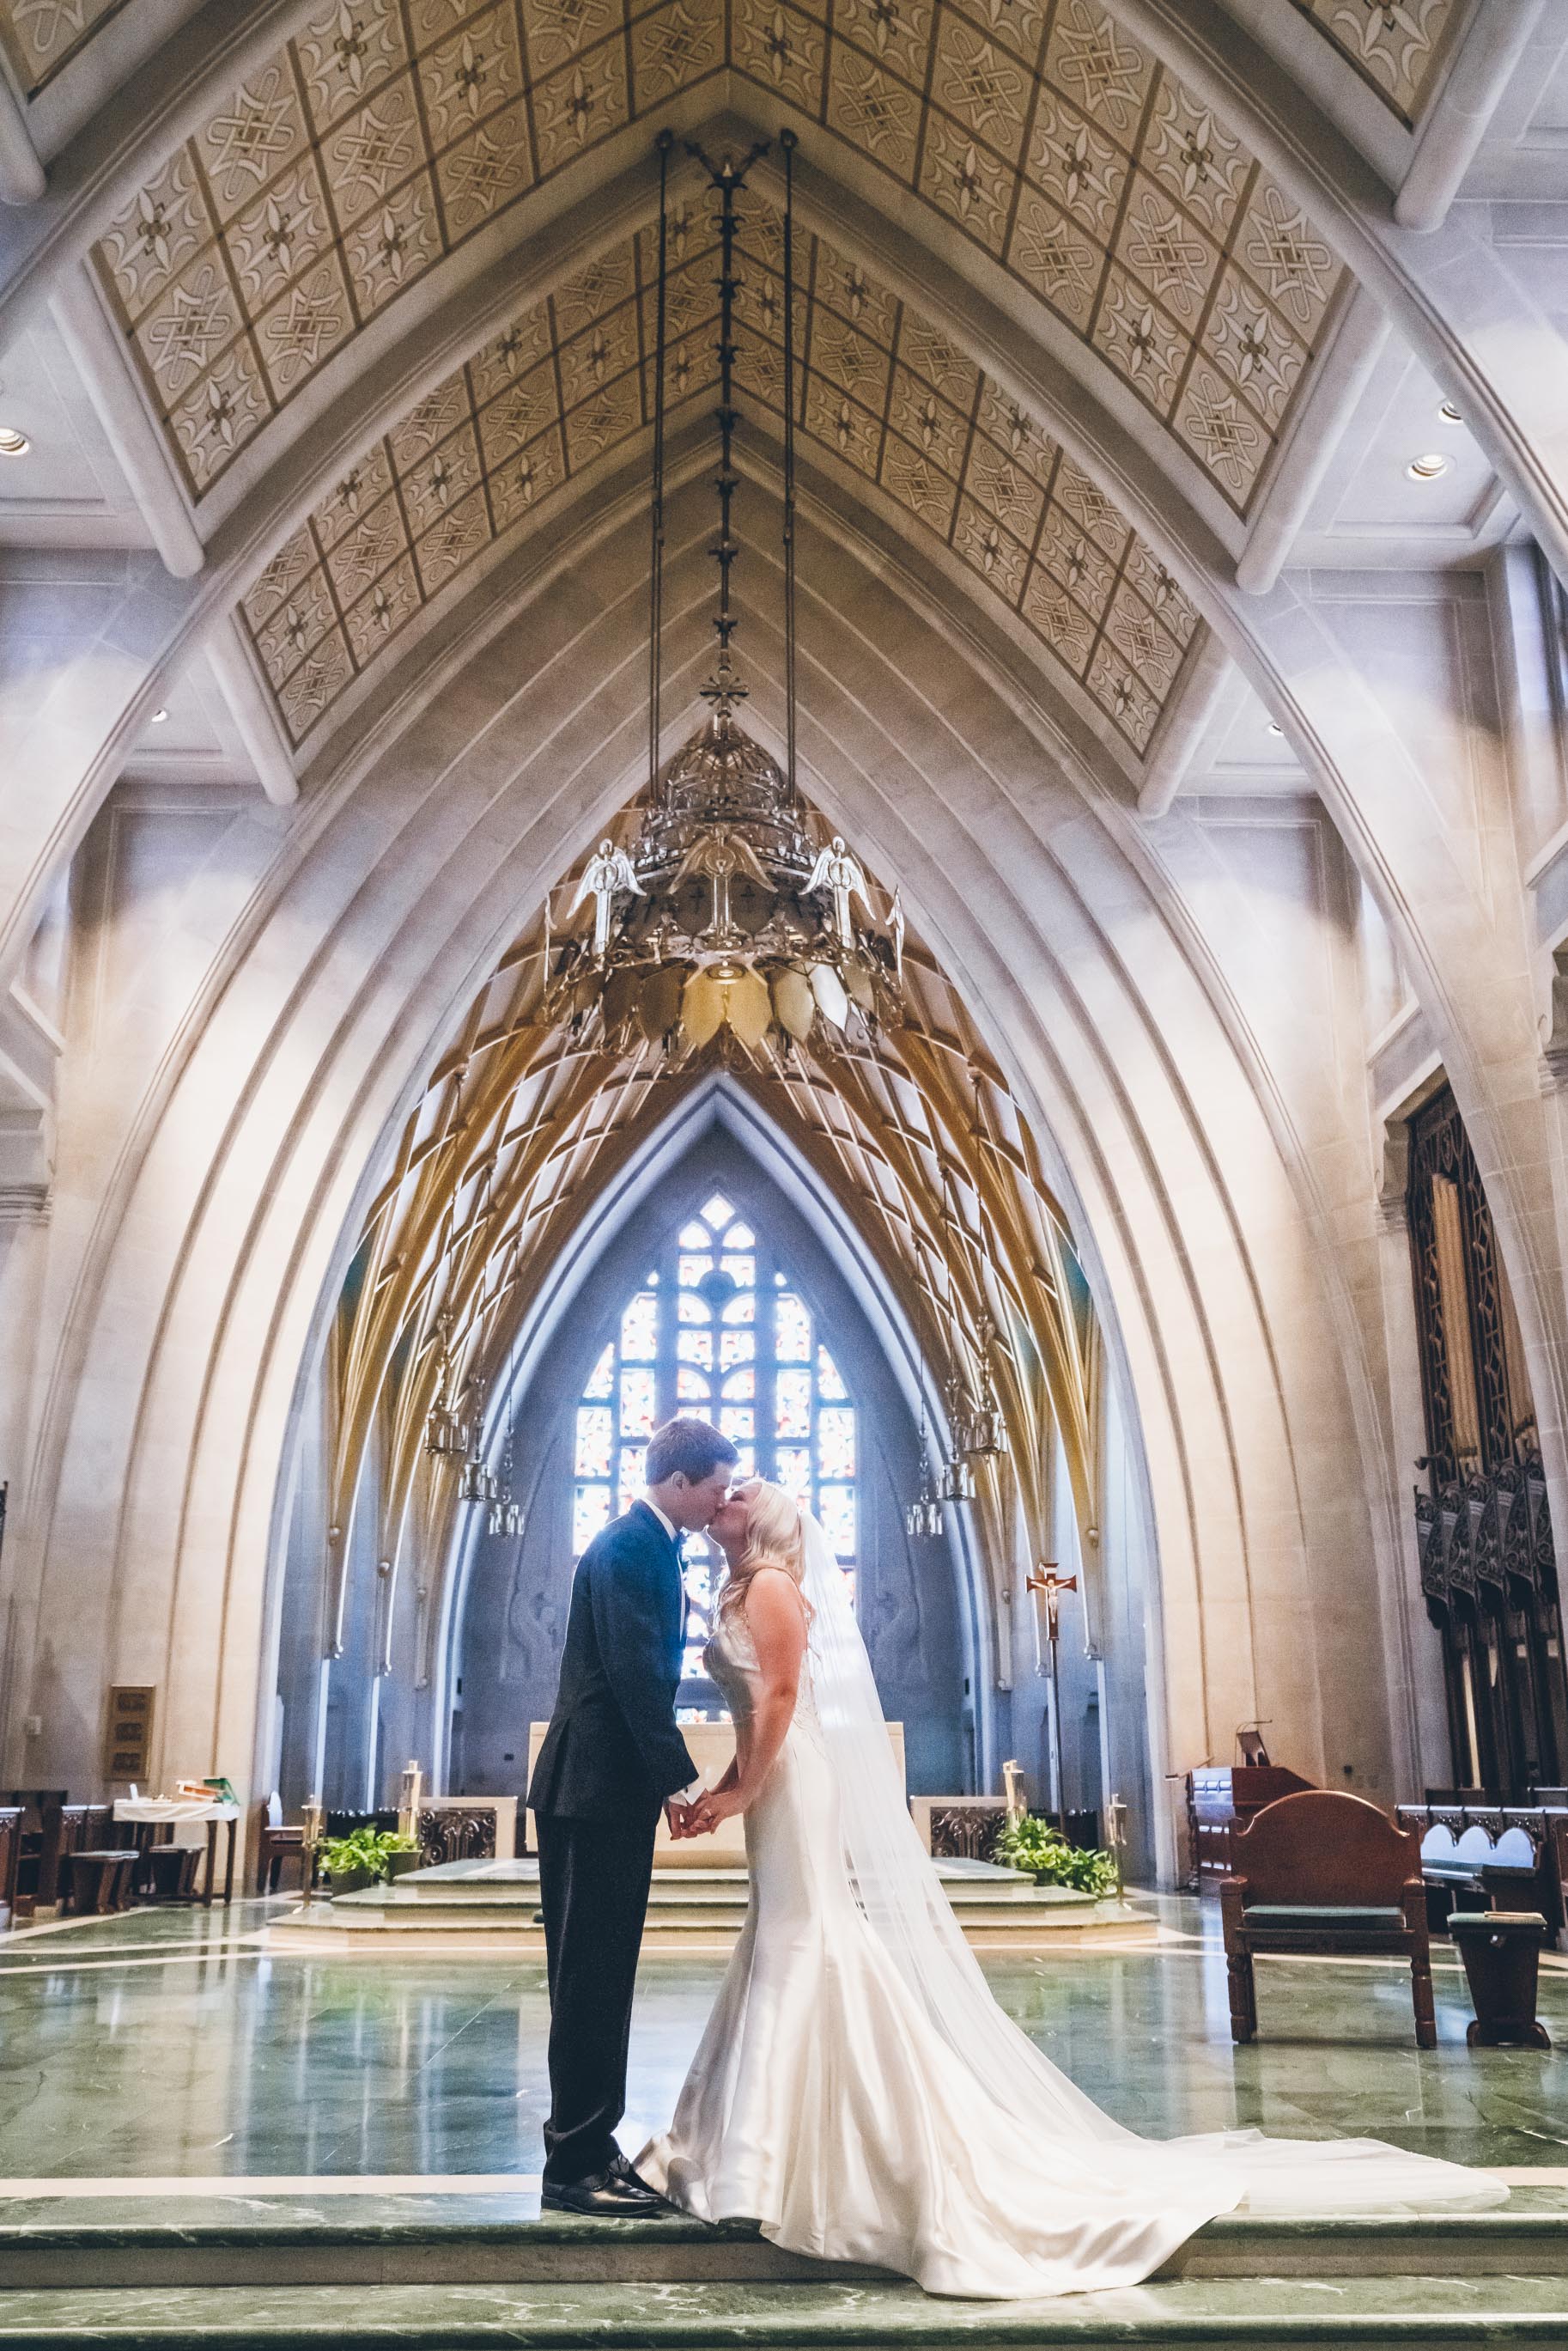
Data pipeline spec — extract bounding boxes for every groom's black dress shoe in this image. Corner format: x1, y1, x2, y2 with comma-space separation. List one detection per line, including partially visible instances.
540, 2167, 672, 2217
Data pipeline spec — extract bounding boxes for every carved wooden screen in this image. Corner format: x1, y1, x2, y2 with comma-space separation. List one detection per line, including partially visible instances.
1407, 1084, 1565, 1799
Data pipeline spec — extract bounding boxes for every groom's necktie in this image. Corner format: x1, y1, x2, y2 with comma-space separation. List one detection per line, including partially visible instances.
673, 1532, 690, 1646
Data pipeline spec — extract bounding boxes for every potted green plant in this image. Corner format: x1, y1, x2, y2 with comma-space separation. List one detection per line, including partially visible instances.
994, 1813, 1119, 1899
317, 1832, 376, 1896
382, 1835, 421, 1880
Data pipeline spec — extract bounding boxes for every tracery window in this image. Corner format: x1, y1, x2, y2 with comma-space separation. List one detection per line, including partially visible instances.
573, 1191, 858, 1678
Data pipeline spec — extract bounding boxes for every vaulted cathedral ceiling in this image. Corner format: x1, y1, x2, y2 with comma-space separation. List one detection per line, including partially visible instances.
331, 793, 1099, 1659
92, 0, 1344, 509
240, 186, 1202, 751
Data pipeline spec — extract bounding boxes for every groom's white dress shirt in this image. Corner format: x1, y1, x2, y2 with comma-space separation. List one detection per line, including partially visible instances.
644, 1495, 706, 1809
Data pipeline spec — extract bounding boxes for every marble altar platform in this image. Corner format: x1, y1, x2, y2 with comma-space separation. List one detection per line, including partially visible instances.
265, 1854, 1156, 1953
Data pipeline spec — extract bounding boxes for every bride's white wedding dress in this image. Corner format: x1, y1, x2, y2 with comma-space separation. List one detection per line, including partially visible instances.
639, 1533, 1504, 2300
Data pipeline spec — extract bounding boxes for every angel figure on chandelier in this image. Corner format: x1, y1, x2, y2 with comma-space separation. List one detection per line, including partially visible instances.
672, 825, 772, 942
575, 839, 644, 959
806, 834, 871, 951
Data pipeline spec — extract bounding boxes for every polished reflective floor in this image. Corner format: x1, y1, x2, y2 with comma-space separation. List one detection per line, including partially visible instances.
0, 1894, 1562, 2190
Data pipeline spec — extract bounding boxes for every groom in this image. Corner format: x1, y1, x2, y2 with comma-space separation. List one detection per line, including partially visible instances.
528, 1415, 738, 2214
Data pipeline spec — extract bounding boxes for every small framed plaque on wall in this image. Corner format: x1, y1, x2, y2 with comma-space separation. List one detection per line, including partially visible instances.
104, 1685, 155, 1782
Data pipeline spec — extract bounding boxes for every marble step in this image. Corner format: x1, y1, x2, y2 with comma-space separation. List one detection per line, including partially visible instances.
0, 2204, 1561, 2289
269, 1861, 1153, 1950
366, 1861, 1076, 1908
0, 2273, 1563, 2345
264, 1901, 1157, 1952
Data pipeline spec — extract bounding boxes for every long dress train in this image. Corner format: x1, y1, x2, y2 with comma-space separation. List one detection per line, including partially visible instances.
639, 1609, 1504, 2301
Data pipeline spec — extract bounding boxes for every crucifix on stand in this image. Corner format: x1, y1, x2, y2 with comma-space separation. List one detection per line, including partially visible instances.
1026, 1562, 1078, 1818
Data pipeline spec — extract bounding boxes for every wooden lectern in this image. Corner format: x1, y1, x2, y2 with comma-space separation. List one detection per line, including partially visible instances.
1187, 1765, 1316, 1885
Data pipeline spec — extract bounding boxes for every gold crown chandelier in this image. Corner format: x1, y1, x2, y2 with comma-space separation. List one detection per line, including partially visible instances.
545, 132, 904, 1063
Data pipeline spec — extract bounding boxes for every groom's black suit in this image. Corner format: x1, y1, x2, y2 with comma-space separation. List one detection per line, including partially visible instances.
528, 1500, 698, 2184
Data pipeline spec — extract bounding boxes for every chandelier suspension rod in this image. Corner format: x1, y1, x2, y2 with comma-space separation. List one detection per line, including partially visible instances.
647, 129, 672, 795
686, 137, 769, 702
781, 128, 799, 799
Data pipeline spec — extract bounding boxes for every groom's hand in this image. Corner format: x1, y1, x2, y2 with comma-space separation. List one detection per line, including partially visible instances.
665, 1797, 694, 1839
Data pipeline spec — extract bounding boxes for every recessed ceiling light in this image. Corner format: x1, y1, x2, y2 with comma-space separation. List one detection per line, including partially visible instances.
1437, 400, 1463, 426
1407, 452, 1451, 481
0, 426, 29, 457
150, 707, 169, 723
1266, 721, 1285, 738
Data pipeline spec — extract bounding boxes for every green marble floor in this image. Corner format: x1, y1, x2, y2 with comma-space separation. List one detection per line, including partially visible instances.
0, 1892, 1561, 2190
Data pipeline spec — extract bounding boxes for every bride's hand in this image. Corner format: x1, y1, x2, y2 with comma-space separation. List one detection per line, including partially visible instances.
689, 1787, 747, 1834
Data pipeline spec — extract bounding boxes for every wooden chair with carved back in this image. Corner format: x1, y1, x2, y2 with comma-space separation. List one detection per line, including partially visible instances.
1220, 1790, 1435, 2049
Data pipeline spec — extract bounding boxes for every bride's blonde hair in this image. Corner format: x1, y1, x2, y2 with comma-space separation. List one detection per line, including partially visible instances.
719, 1478, 811, 1622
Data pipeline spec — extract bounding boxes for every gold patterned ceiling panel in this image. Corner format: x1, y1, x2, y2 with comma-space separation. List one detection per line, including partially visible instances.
732, 197, 1202, 752
91, 0, 721, 497
732, 0, 1345, 510
1286, 0, 1462, 127
0, 0, 131, 98
92, 0, 1345, 509
237, 211, 724, 744
240, 190, 1200, 752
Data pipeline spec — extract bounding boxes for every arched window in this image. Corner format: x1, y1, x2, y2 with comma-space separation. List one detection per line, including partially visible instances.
573, 1191, 858, 1678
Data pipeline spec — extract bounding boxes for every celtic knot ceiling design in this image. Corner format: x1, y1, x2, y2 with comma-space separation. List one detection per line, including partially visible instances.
239, 190, 1200, 753
1286, 0, 1463, 128
0, 0, 129, 98
92, 0, 1344, 509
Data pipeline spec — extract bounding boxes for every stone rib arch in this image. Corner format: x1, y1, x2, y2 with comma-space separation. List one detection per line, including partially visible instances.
431, 1100, 994, 1799
10, 350, 1564, 1672
2, 471, 1414, 1889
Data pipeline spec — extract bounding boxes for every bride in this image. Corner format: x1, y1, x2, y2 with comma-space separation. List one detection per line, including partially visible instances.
638, 1478, 1505, 2299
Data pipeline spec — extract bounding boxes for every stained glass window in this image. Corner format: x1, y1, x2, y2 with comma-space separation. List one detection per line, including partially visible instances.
574, 1405, 612, 1478
776, 1367, 812, 1439
621, 1291, 658, 1361
776, 1293, 811, 1361
619, 1368, 656, 1437
571, 1187, 860, 1670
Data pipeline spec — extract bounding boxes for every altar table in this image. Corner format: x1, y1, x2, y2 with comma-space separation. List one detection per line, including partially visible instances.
113, 1798, 241, 1907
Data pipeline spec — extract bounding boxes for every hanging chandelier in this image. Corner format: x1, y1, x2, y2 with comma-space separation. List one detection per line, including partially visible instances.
938, 1367, 980, 1501
906, 1425, 945, 1538
938, 1449, 977, 1505
963, 1317, 1008, 1459
425, 1314, 470, 1459
545, 132, 904, 1063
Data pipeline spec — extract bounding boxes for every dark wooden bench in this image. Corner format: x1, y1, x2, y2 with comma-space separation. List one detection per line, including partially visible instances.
256, 1794, 307, 1894
61, 1849, 140, 1916
1221, 1791, 1435, 2049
